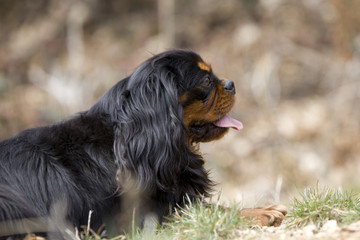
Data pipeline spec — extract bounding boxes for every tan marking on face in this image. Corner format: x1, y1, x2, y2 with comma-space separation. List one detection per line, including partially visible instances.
181, 80, 235, 129
197, 62, 211, 72
179, 93, 188, 105
182, 91, 216, 128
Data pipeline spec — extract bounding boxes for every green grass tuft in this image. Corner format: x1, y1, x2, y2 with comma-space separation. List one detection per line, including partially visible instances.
287, 184, 360, 229
155, 195, 250, 240
342, 202, 360, 225
83, 195, 250, 240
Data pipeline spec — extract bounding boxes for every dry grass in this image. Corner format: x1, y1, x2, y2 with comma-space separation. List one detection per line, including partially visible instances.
75, 187, 360, 240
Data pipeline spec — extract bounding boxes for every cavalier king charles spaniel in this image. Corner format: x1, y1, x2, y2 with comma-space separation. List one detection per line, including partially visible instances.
0, 50, 286, 237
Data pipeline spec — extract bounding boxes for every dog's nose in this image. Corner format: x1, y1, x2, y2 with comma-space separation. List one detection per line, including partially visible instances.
224, 80, 235, 94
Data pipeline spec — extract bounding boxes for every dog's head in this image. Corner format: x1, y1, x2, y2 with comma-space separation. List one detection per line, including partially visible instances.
177, 54, 243, 143
106, 49, 242, 192
123, 50, 242, 144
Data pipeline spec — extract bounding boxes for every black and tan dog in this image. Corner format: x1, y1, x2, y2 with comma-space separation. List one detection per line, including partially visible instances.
0, 49, 286, 237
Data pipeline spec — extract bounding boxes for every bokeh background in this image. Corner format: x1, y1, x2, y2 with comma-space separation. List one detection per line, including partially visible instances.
1, 0, 359, 207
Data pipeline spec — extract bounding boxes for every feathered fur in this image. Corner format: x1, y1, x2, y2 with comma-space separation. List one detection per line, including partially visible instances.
0, 50, 229, 237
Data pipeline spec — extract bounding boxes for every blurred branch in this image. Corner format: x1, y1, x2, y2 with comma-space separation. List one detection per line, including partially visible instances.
67, 1, 90, 74
157, 0, 175, 49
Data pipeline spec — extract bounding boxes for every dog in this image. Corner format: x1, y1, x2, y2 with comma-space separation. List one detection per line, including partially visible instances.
0, 49, 286, 237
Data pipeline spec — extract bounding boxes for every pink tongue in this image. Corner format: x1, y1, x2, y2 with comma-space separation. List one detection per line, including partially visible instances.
214, 115, 243, 131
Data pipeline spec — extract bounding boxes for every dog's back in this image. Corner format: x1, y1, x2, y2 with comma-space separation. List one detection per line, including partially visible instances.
0, 114, 118, 236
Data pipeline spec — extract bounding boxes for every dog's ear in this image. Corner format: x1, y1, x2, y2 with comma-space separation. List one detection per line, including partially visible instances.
114, 63, 188, 192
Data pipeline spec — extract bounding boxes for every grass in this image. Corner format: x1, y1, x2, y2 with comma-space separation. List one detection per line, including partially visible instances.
78, 186, 360, 239
156, 195, 250, 240
80, 195, 251, 240
287, 184, 360, 229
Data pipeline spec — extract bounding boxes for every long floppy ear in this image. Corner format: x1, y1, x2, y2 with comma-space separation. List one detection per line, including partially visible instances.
114, 61, 188, 193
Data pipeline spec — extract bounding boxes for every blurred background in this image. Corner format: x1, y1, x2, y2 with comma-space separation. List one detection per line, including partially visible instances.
0, 0, 359, 206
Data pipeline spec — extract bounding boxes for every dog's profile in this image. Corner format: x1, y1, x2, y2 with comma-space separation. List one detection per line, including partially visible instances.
0, 49, 286, 237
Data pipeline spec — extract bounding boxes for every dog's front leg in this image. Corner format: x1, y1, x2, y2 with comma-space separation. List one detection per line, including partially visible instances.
240, 203, 287, 227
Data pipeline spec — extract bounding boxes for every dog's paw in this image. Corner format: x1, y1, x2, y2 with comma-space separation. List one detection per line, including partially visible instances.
240, 203, 287, 227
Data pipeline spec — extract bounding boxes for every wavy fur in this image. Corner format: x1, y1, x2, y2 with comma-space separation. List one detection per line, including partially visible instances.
0, 50, 215, 237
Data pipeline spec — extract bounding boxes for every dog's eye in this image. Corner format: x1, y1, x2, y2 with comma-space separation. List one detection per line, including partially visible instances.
201, 77, 211, 87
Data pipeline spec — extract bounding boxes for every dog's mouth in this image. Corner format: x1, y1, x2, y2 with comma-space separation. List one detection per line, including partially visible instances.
188, 115, 243, 143
213, 115, 243, 130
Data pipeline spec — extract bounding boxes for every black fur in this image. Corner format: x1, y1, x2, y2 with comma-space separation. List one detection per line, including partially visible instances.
0, 50, 214, 237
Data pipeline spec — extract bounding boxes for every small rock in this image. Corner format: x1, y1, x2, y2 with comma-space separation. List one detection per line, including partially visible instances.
302, 224, 316, 237
321, 220, 339, 234
341, 221, 360, 233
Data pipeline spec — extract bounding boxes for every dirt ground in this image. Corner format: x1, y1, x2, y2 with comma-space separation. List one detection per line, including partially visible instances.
234, 220, 360, 240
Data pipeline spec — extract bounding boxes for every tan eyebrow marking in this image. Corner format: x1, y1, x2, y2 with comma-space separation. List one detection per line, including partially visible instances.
197, 61, 211, 72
